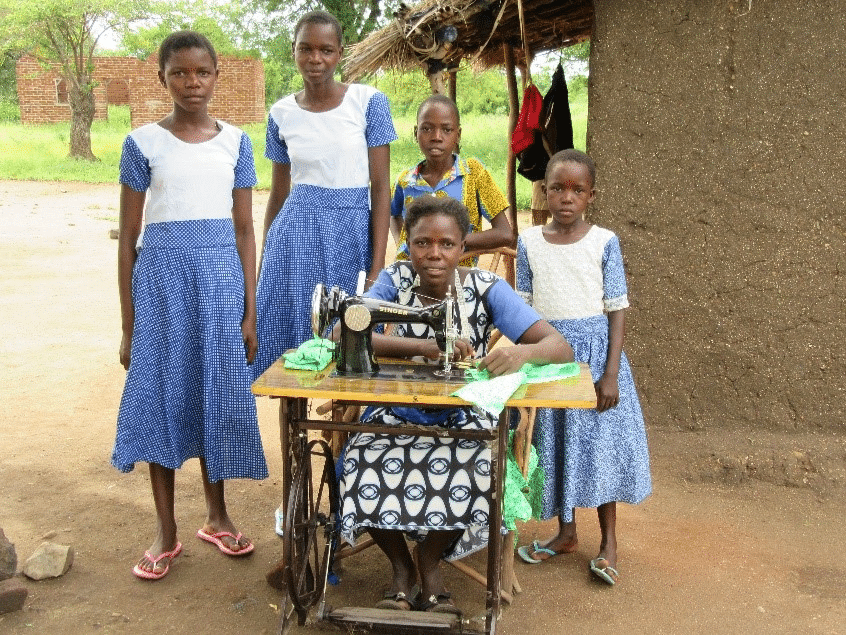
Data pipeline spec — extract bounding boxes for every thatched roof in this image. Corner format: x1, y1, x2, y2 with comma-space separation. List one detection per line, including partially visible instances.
344, 0, 593, 81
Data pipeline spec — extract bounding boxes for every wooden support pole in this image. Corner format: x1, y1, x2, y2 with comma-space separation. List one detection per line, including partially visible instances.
504, 43, 518, 240
503, 43, 519, 286
448, 70, 457, 102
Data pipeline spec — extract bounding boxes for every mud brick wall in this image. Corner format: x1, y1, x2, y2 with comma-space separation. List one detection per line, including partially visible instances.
16, 55, 264, 127
588, 0, 846, 431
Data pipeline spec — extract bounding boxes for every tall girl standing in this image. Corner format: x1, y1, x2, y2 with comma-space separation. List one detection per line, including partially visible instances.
253, 10, 397, 377
515, 149, 651, 586
114, 31, 268, 581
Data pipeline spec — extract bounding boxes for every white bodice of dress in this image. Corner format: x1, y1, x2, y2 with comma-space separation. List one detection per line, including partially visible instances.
520, 224, 628, 320
267, 84, 377, 189
128, 122, 244, 224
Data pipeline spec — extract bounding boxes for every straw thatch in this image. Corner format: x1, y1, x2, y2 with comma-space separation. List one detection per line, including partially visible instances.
344, 0, 593, 81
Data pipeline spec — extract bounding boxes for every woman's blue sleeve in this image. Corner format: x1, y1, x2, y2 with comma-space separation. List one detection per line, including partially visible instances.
363, 268, 399, 301
486, 279, 542, 344
602, 235, 628, 301
364, 91, 398, 147
264, 113, 290, 164
234, 132, 258, 188
119, 136, 150, 193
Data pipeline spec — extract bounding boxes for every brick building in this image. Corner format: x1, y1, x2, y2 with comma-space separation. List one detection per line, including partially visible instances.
16, 54, 265, 127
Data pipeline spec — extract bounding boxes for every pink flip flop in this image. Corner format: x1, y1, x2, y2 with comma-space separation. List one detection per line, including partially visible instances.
132, 542, 183, 580
196, 528, 255, 556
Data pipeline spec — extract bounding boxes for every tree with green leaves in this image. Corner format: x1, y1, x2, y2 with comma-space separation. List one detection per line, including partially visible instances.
0, 0, 154, 160
266, 0, 397, 45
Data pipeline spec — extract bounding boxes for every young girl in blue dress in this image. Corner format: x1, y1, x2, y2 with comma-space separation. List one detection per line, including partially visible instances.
515, 149, 651, 586
114, 31, 268, 581
253, 10, 397, 378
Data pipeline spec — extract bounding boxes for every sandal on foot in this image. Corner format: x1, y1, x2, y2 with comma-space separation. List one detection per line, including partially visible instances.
375, 591, 412, 611
517, 539, 575, 564
196, 528, 254, 556
132, 542, 182, 580
417, 592, 461, 615
589, 557, 619, 585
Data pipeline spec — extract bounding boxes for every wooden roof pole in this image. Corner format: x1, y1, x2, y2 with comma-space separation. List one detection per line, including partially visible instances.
503, 42, 519, 285
504, 42, 519, 244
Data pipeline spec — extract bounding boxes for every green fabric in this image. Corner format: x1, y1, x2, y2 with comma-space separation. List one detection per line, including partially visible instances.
463, 361, 580, 384
503, 430, 545, 534
282, 337, 335, 370
452, 362, 581, 416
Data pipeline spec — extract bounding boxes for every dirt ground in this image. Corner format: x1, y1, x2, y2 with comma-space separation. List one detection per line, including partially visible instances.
1, 180, 845, 635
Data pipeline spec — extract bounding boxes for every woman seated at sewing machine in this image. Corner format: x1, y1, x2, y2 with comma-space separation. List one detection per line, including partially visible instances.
338, 196, 573, 614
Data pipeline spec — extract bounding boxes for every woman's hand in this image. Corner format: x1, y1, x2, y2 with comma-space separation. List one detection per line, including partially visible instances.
478, 345, 532, 377
419, 337, 474, 362
595, 372, 619, 412
119, 332, 132, 370
242, 317, 258, 365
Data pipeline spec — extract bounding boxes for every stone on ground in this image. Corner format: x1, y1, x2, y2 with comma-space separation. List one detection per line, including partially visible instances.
0, 528, 16, 581
0, 578, 27, 614
22, 542, 74, 580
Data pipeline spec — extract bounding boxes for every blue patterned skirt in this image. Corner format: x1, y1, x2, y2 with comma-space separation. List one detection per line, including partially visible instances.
533, 315, 651, 522
253, 184, 372, 378
113, 219, 268, 482
339, 405, 497, 560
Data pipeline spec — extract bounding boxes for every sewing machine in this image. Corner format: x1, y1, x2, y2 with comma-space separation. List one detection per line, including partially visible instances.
310, 282, 459, 378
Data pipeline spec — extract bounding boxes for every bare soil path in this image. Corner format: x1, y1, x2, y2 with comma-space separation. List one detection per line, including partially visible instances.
1, 181, 844, 634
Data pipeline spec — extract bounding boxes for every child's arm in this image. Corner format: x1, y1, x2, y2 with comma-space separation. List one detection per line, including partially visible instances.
367, 143, 391, 287
389, 216, 403, 245
233, 187, 258, 364
479, 320, 573, 376
463, 159, 514, 252
463, 211, 513, 252
117, 184, 145, 370
596, 309, 624, 412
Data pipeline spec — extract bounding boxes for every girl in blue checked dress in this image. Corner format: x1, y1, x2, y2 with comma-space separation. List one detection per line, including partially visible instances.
515, 150, 651, 586
253, 10, 397, 377
114, 31, 267, 581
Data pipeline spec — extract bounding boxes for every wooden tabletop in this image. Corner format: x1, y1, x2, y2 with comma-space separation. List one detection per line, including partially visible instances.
252, 359, 597, 409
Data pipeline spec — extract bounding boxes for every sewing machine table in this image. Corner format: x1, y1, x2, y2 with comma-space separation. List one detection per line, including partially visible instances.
252, 359, 596, 635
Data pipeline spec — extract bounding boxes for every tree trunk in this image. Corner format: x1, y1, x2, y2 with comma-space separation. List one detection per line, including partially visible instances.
67, 81, 97, 161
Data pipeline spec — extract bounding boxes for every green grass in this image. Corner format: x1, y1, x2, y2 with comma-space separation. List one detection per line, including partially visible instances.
0, 92, 587, 210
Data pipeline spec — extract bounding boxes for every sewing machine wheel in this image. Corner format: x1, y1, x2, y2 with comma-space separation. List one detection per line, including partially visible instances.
283, 438, 339, 627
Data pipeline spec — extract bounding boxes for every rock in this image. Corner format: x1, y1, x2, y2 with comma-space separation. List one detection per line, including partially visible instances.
22, 542, 74, 580
0, 528, 16, 581
0, 578, 27, 614
109, 228, 119, 239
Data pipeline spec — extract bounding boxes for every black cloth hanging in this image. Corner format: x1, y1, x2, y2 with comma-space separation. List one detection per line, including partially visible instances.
517, 63, 574, 182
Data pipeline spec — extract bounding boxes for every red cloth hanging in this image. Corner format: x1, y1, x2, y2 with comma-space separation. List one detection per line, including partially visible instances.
510, 84, 543, 155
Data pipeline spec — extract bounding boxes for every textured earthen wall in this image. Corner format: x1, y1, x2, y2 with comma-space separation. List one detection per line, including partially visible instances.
16, 55, 264, 127
588, 0, 846, 431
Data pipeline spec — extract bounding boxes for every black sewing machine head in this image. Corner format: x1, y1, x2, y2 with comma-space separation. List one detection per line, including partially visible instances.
311, 283, 455, 376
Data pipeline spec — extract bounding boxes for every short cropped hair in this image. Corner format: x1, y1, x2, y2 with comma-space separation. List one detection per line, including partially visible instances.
293, 10, 344, 46
546, 148, 596, 188
416, 94, 461, 126
404, 196, 471, 239
158, 31, 218, 71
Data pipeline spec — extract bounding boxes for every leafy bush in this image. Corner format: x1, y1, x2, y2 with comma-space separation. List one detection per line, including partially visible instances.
0, 98, 20, 122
